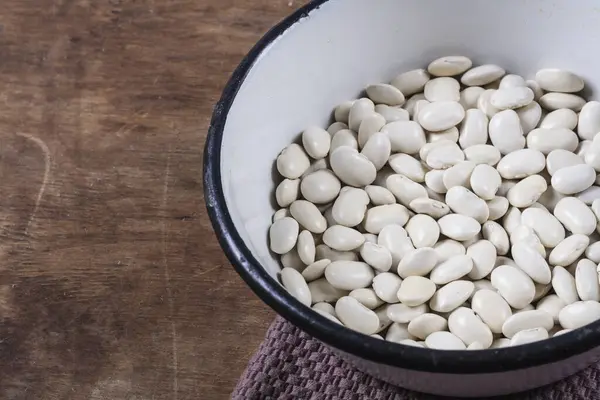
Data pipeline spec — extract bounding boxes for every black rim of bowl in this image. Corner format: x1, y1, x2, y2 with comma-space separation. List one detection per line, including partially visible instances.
203, 0, 600, 374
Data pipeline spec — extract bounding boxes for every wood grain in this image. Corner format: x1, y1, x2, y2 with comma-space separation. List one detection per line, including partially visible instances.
0, 1, 307, 398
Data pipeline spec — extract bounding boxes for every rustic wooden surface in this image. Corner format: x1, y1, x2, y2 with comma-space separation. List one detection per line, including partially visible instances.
0, 0, 308, 398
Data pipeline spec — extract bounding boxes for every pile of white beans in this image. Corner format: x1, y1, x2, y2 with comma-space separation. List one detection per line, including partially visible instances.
269, 56, 600, 350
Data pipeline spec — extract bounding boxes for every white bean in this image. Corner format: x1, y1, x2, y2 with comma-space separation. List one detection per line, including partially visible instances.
489, 110, 526, 155
471, 289, 512, 334
539, 93, 586, 112
585, 242, 600, 263
417, 101, 465, 132
576, 185, 600, 205
575, 259, 600, 301
516, 101, 542, 134
511, 243, 551, 284
325, 261, 374, 290
361, 132, 391, 170
397, 276, 437, 307
300, 170, 341, 204
302, 126, 331, 159
463, 144, 501, 166
551, 164, 596, 195
348, 98, 375, 131
558, 301, 600, 329
281, 268, 312, 306
527, 128, 579, 154
477, 89, 500, 118
458, 109, 488, 149
428, 56, 472, 77
385, 322, 415, 343
491, 265, 535, 309
360, 242, 392, 273
382, 121, 426, 154
429, 280, 474, 313
521, 208, 565, 247
510, 328, 549, 346
297, 230, 316, 265
540, 108, 578, 130
467, 240, 497, 280
363, 204, 410, 234
424, 77, 460, 102
425, 331, 466, 350
328, 122, 349, 135
487, 196, 509, 220
387, 303, 428, 323
552, 266, 579, 305
549, 235, 590, 267
331, 188, 369, 227
496, 149, 546, 179
388, 154, 426, 182
438, 214, 481, 241
546, 149, 584, 176
405, 214, 440, 248
470, 164, 501, 200
375, 105, 409, 124
302, 259, 331, 282
366, 83, 406, 106
507, 175, 547, 208
430, 254, 473, 285
308, 278, 348, 303
386, 174, 429, 206
425, 142, 465, 169
335, 296, 380, 334
372, 272, 403, 303
330, 147, 377, 187
277, 143, 311, 179
408, 198, 450, 219
330, 129, 358, 153
397, 247, 438, 278
378, 225, 415, 266
535, 69, 584, 93
350, 288, 384, 310
462, 64, 505, 86
391, 69, 430, 96
490, 87, 534, 110
269, 217, 299, 254
315, 244, 357, 262
502, 310, 553, 338
578, 101, 600, 140
460, 86, 485, 110
448, 307, 493, 348
554, 197, 596, 235
499, 74, 526, 89
334, 101, 353, 123
537, 294, 566, 323
365, 185, 396, 205
442, 161, 476, 190
482, 221, 510, 256
323, 226, 365, 251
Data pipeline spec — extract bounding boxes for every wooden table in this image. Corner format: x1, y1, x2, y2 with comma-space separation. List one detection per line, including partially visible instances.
0, 1, 307, 398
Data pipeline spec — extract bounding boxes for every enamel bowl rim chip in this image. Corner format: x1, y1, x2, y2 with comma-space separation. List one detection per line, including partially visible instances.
203, 0, 600, 375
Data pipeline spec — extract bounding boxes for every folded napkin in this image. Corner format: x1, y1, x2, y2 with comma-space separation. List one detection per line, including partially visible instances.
232, 317, 600, 400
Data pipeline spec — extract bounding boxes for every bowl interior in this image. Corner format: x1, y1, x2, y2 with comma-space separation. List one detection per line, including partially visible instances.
220, 0, 600, 280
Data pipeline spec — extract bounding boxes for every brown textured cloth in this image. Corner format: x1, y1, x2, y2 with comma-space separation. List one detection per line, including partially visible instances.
232, 317, 600, 400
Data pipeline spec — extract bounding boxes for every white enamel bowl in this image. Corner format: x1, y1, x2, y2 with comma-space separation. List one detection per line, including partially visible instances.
204, 0, 600, 396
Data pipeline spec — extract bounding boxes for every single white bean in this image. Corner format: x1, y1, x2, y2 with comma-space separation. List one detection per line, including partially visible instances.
507, 175, 547, 208
425, 142, 465, 169
408, 198, 451, 219
350, 288, 385, 310
366, 83, 406, 106
328, 122, 349, 135
462, 64, 505, 86
471, 289, 512, 334
535, 69, 584, 93
388, 153, 426, 182
348, 98, 375, 131
276, 179, 300, 208
458, 108, 489, 149
470, 164, 501, 200
323, 225, 365, 251
417, 101, 465, 132
334, 101, 353, 123
521, 208, 565, 248
312, 302, 336, 316
363, 204, 410, 234
487, 196, 509, 220
575, 259, 600, 301
330, 147, 377, 187
308, 278, 348, 303
540, 108, 578, 130
511, 243, 551, 284
442, 161, 477, 190
425, 331, 466, 350
539, 93, 586, 112
297, 230, 316, 265
496, 149, 546, 179
375, 105, 409, 124
448, 307, 493, 348
372, 272, 403, 303
387, 303, 428, 323
527, 128, 578, 154
335, 296, 380, 334
463, 144, 501, 166
429, 280, 474, 313
482, 221, 510, 256
302, 126, 331, 159
397, 276, 437, 307
277, 143, 311, 179
445, 186, 489, 223
467, 240, 497, 280
358, 113, 386, 148
361, 132, 392, 170
386, 174, 429, 207
549, 235, 590, 267
546, 149, 584, 176
391, 69, 430, 96
428, 56, 472, 77
424, 77, 460, 102
405, 214, 440, 248
510, 328, 549, 346
382, 121, 426, 154
385, 322, 415, 343
331, 188, 369, 227
397, 247, 438, 278
578, 101, 600, 140
490, 86, 534, 110
477, 89, 500, 118
330, 129, 358, 153
460, 86, 485, 110
551, 164, 596, 195
516, 101, 542, 134
315, 244, 357, 262
585, 242, 600, 263
301, 170, 341, 204
576, 185, 600, 205
554, 197, 596, 235
430, 254, 473, 285
407, 313, 447, 340
365, 185, 396, 205
489, 110, 525, 155
502, 309, 553, 338
491, 265, 535, 309
378, 225, 415, 266
499, 74, 526, 89
325, 261, 374, 290
269, 217, 299, 254
558, 300, 600, 329
537, 294, 566, 323
438, 214, 481, 241
552, 266, 579, 305
302, 259, 331, 282
281, 268, 312, 306
360, 242, 393, 273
